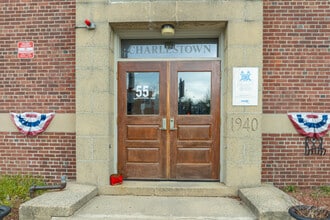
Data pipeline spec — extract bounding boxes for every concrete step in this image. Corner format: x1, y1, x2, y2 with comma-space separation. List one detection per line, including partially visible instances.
19, 183, 98, 220
52, 195, 256, 220
239, 185, 296, 220
98, 181, 238, 197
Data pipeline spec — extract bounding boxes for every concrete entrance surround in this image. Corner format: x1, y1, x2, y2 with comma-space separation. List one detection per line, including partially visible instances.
76, 0, 263, 187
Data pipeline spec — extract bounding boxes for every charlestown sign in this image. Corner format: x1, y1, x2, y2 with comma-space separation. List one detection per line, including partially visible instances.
121, 39, 218, 59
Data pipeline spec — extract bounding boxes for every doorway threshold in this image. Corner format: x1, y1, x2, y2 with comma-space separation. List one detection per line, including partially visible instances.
98, 180, 237, 197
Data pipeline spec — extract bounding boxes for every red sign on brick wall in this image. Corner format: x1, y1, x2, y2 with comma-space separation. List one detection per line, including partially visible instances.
17, 41, 34, 58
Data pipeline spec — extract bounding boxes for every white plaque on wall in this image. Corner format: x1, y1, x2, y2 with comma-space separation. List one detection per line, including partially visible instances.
232, 67, 259, 106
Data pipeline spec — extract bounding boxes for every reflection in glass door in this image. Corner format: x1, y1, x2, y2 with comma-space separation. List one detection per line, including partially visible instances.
178, 72, 211, 115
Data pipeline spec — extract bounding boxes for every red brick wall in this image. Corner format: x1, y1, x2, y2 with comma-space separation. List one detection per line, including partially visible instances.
0, 1, 76, 183
262, 133, 330, 188
263, 0, 330, 114
263, 0, 330, 187
0, 132, 76, 183
0, 0, 75, 113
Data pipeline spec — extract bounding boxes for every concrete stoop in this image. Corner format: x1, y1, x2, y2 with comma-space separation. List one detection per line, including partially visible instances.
52, 195, 256, 220
19, 182, 296, 220
19, 183, 98, 220
239, 185, 297, 220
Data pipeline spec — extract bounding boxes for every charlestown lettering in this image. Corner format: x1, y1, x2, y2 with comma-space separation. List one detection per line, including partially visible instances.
121, 39, 218, 58
128, 44, 212, 55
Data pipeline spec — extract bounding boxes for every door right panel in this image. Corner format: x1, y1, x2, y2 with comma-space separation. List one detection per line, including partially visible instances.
170, 61, 220, 180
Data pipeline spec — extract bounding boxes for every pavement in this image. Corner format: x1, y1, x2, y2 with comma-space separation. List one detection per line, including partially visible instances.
53, 195, 255, 220
19, 181, 297, 220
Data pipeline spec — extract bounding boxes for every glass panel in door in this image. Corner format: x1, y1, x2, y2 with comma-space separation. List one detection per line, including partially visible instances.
178, 72, 211, 115
126, 72, 159, 115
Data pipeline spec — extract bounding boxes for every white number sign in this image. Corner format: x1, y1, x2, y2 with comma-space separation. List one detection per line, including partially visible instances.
135, 85, 149, 99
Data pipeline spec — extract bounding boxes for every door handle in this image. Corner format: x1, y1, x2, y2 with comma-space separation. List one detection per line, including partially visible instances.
159, 118, 167, 130
170, 118, 177, 131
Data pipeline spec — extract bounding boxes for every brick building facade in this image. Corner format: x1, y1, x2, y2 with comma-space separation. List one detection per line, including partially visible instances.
0, 0, 329, 187
0, 0, 76, 182
262, 0, 330, 187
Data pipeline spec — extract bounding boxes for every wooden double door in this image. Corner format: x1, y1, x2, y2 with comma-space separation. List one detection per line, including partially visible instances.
118, 61, 220, 180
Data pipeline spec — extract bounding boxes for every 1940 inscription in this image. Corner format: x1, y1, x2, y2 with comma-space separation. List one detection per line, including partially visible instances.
231, 117, 259, 132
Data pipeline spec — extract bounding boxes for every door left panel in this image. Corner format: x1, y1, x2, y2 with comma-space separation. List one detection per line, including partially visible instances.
118, 62, 167, 179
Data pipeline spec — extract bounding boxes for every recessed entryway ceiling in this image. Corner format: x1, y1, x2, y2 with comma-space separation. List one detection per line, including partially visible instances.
111, 21, 226, 39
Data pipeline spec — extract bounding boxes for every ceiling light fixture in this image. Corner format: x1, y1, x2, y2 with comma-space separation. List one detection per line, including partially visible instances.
161, 24, 175, 36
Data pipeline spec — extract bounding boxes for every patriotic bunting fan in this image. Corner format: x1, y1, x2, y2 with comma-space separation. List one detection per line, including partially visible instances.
10, 112, 55, 136
288, 113, 330, 138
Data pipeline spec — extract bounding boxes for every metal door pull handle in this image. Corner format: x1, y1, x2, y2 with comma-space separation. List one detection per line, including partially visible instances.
160, 118, 166, 130
170, 118, 177, 131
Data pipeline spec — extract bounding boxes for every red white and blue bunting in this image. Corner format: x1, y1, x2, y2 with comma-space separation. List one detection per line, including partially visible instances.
288, 113, 330, 138
10, 112, 55, 136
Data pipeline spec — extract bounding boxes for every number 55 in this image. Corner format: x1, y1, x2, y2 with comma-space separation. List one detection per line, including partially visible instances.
136, 85, 149, 98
